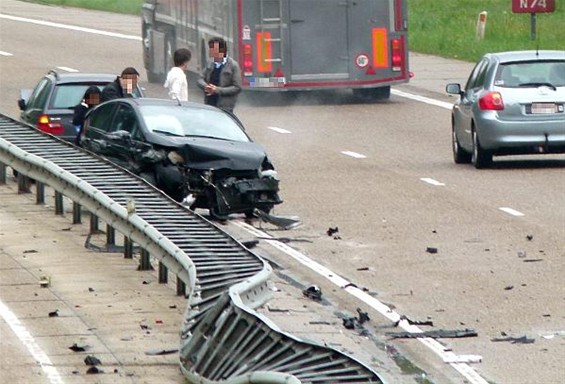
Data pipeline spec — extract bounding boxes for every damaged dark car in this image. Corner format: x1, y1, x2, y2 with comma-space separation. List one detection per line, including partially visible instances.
80, 98, 282, 218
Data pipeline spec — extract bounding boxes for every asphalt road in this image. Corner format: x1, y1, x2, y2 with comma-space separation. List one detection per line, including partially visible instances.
1, 1, 564, 384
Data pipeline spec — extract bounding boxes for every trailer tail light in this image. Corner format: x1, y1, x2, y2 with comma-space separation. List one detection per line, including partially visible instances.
479, 92, 504, 111
243, 44, 253, 76
37, 115, 64, 135
256, 32, 272, 72
391, 38, 403, 71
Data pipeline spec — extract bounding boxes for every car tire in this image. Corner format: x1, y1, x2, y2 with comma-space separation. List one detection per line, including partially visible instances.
472, 128, 492, 169
452, 123, 471, 164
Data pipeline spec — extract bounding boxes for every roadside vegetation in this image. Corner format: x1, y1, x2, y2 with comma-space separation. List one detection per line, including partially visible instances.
21, 0, 565, 62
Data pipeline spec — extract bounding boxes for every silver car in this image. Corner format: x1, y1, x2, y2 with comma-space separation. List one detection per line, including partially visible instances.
446, 50, 565, 168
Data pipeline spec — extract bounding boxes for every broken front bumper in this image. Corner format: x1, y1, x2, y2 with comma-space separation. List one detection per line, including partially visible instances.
213, 176, 282, 215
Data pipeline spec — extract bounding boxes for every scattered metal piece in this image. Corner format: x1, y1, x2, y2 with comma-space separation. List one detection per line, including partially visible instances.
48, 310, 59, 317
523, 259, 543, 263
394, 315, 433, 327
387, 328, 478, 339
526, 234, 533, 241
426, 247, 438, 254
86, 366, 102, 374
326, 227, 339, 236
23, 249, 38, 254
356, 267, 370, 271
145, 348, 179, 356
140, 324, 151, 330
39, 275, 50, 288
88, 287, 95, 292
267, 306, 290, 313
69, 343, 89, 352
517, 250, 527, 258
62, 227, 72, 231
309, 321, 331, 325
357, 308, 370, 324
253, 209, 302, 230
169, 305, 177, 309
303, 285, 322, 301
84, 355, 101, 366
343, 317, 356, 330
490, 335, 535, 344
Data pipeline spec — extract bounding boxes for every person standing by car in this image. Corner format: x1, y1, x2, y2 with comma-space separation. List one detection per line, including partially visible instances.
164, 48, 191, 102
197, 37, 242, 113
72, 86, 101, 145
101, 67, 140, 102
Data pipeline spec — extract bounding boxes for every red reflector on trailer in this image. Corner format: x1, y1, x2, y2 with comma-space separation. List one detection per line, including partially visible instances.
365, 66, 376, 75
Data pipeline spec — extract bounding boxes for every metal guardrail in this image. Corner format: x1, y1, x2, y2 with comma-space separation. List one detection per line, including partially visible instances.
0, 114, 384, 383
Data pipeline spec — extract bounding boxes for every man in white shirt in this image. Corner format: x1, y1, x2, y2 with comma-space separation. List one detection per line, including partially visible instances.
164, 48, 191, 101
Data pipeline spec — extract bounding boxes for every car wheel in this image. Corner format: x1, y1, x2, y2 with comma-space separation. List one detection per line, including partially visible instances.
452, 123, 471, 164
471, 128, 492, 169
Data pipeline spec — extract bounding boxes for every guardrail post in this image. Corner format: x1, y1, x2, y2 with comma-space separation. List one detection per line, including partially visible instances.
138, 249, 153, 271
124, 237, 133, 259
72, 202, 81, 224
176, 277, 186, 296
106, 224, 115, 246
17, 174, 31, 193
54, 191, 64, 215
159, 262, 168, 284
0, 164, 6, 184
36, 182, 45, 204
90, 214, 99, 233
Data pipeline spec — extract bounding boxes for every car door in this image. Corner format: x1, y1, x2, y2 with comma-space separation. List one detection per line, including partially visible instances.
106, 103, 144, 173
82, 102, 118, 154
458, 58, 489, 149
21, 77, 53, 126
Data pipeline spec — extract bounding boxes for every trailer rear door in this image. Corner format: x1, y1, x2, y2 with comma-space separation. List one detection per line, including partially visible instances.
289, 0, 348, 80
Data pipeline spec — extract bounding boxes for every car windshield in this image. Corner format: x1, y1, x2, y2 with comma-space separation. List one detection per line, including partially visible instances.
140, 105, 250, 142
50, 84, 107, 109
495, 60, 565, 88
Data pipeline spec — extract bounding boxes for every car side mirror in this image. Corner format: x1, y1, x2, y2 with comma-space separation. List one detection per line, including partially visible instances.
18, 99, 26, 111
446, 83, 463, 96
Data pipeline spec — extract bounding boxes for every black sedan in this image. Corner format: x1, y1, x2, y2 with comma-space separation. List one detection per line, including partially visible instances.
80, 98, 282, 218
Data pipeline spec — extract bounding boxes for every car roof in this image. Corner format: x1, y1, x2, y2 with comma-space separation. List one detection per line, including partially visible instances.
485, 50, 565, 64
116, 97, 222, 111
46, 71, 118, 84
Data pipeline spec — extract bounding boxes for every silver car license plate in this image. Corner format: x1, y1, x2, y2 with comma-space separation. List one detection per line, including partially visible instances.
531, 103, 557, 114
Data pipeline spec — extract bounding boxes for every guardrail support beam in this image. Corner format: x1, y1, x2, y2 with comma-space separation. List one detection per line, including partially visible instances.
90, 214, 99, 233
106, 224, 115, 246
73, 202, 81, 224
159, 262, 168, 284
55, 191, 64, 215
18, 174, 31, 193
177, 277, 186, 296
124, 237, 133, 259
0, 164, 6, 184
36, 182, 45, 204
138, 249, 153, 271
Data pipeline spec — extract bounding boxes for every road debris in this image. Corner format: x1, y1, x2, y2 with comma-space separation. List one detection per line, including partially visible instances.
517, 250, 527, 258
39, 275, 50, 288
387, 328, 477, 339
356, 308, 370, 324
145, 348, 179, 356
302, 285, 322, 301
241, 239, 259, 249
86, 366, 102, 374
84, 355, 102, 366
426, 247, 438, 254
394, 315, 434, 327
69, 343, 90, 352
523, 258, 543, 263
504, 285, 514, 291
326, 227, 339, 236
526, 234, 533, 241
48, 309, 59, 317
491, 335, 535, 344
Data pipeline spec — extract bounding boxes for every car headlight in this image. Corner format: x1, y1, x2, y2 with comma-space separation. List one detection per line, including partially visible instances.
167, 151, 184, 165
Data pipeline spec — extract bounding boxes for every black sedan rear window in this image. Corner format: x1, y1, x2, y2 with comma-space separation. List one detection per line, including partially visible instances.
50, 84, 106, 109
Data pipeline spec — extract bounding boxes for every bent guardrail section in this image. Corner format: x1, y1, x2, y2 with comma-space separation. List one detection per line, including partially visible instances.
0, 114, 384, 383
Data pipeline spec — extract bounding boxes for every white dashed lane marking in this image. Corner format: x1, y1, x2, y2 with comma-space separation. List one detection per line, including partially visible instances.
267, 126, 291, 134
341, 151, 366, 159
499, 207, 525, 217
56, 66, 79, 72
0, 51, 13, 56
420, 177, 445, 186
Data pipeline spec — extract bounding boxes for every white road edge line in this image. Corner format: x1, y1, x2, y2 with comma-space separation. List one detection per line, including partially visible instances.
0, 50, 14, 56
56, 66, 79, 73
233, 220, 490, 384
420, 177, 445, 186
392, 88, 454, 110
0, 13, 141, 41
0, 299, 64, 384
499, 207, 525, 217
341, 151, 367, 159
267, 126, 291, 134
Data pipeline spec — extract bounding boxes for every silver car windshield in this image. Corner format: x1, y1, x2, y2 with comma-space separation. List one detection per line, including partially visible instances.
495, 61, 565, 88
139, 105, 250, 142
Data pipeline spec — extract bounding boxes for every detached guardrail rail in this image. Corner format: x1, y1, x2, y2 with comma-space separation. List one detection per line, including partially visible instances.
0, 113, 384, 383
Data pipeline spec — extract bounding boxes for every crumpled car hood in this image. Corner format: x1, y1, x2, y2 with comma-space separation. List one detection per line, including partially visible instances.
149, 134, 267, 170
